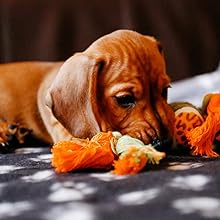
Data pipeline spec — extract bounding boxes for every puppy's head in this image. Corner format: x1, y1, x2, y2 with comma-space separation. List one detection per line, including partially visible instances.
48, 30, 174, 147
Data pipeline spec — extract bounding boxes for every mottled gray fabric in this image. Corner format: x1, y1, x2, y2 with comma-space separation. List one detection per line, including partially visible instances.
0, 147, 220, 220
169, 64, 220, 106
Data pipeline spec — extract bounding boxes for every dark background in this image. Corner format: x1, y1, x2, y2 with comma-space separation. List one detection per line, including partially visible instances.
0, 0, 220, 81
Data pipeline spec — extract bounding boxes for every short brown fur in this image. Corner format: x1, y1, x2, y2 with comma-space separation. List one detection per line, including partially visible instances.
0, 30, 174, 145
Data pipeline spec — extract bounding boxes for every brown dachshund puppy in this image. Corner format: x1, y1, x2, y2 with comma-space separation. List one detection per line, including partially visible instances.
0, 30, 174, 148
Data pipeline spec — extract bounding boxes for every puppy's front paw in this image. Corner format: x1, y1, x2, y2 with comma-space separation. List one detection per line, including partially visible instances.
0, 120, 32, 153
0, 120, 13, 153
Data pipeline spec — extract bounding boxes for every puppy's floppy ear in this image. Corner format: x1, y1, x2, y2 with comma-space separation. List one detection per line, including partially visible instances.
48, 53, 103, 138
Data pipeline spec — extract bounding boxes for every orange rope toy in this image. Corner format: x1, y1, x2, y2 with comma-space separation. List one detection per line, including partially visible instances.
51, 131, 166, 175
173, 93, 220, 157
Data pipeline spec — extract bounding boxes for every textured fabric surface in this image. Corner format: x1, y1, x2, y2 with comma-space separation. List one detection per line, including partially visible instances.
0, 147, 220, 220
169, 64, 220, 106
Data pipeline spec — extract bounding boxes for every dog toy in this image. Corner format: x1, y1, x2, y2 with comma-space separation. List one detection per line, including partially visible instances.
51, 131, 166, 175
173, 93, 220, 157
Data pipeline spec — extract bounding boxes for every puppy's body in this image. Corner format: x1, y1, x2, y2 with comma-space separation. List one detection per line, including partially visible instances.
0, 62, 63, 143
0, 30, 174, 146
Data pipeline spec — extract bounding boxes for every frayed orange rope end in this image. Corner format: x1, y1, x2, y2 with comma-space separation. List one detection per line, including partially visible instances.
51, 132, 115, 173
186, 94, 220, 157
112, 147, 148, 175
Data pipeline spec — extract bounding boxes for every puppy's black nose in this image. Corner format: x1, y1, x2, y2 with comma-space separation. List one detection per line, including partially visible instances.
151, 137, 172, 152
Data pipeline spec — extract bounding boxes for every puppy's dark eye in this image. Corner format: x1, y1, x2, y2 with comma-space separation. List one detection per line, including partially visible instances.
115, 95, 135, 108
161, 86, 171, 99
